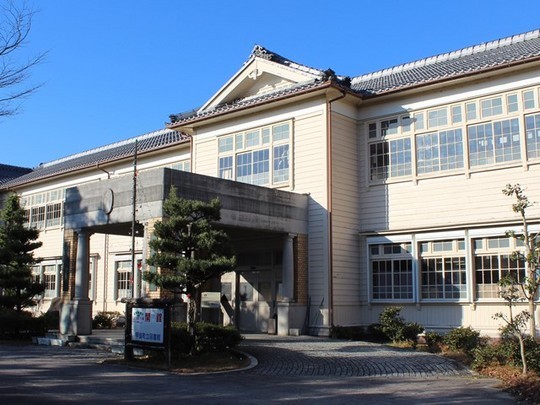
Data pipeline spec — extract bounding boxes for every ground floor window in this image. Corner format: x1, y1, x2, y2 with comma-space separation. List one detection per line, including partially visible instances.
31, 260, 62, 299
368, 230, 531, 303
473, 236, 526, 299
114, 257, 142, 300
370, 242, 413, 300
420, 239, 467, 299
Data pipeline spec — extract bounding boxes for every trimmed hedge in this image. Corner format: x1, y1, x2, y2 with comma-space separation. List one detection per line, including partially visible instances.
171, 322, 243, 356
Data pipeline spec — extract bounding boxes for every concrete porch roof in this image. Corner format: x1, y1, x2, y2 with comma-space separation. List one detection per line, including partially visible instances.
64, 168, 309, 236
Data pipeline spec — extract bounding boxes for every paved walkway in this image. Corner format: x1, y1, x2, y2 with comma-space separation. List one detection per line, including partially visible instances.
239, 335, 469, 377
0, 332, 516, 404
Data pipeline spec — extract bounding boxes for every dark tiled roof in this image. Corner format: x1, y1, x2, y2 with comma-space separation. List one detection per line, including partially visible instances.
351, 30, 540, 95
0, 129, 189, 189
170, 31, 540, 125
0, 164, 32, 185
168, 80, 333, 126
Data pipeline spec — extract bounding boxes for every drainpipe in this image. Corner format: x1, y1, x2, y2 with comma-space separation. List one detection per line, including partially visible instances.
326, 84, 347, 332
96, 163, 111, 179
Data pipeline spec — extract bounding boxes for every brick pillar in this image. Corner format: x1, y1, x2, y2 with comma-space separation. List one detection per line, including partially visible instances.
62, 229, 78, 300
294, 234, 308, 305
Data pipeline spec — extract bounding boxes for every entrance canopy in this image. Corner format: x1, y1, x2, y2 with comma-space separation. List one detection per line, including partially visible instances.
64, 168, 308, 235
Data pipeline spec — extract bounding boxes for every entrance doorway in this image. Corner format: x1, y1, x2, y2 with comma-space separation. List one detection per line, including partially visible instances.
237, 270, 276, 333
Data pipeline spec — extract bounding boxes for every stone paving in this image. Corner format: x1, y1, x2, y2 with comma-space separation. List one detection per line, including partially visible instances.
239, 335, 469, 377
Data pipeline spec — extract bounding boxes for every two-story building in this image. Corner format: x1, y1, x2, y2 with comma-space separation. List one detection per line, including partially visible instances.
2, 29, 540, 337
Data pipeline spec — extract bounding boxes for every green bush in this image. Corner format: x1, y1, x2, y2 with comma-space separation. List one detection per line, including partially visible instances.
0, 309, 47, 338
377, 306, 424, 346
92, 311, 122, 329
472, 340, 514, 370
444, 326, 482, 356
170, 322, 243, 356
424, 331, 443, 352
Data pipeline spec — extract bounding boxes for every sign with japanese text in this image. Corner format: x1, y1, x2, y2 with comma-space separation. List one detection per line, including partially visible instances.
131, 307, 165, 344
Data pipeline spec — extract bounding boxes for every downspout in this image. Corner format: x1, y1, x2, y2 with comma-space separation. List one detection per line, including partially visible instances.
96, 163, 111, 179
326, 84, 347, 332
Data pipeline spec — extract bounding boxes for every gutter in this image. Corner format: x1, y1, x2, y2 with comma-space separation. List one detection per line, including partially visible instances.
325, 83, 347, 332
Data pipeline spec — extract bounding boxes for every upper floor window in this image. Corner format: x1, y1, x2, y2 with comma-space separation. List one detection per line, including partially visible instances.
523, 90, 536, 110
22, 189, 64, 230
416, 129, 464, 175
218, 122, 291, 187
427, 108, 448, 128
481, 97, 503, 118
468, 118, 520, 167
369, 138, 412, 180
525, 112, 540, 159
171, 160, 191, 172
32, 261, 62, 300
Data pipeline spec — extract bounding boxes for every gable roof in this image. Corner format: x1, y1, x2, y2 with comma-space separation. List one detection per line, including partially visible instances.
0, 128, 189, 190
169, 29, 540, 126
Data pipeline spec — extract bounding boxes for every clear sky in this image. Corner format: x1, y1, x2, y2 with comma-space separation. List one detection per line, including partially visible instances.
1, 0, 540, 168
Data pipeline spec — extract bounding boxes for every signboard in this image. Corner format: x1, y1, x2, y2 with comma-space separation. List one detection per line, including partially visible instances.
201, 292, 222, 309
131, 307, 165, 344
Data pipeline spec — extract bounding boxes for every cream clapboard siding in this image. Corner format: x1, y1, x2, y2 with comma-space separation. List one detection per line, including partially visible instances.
190, 100, 332, 326
360, 165, 540, 233
329, 110, 363, 326
293, 103, 330, 326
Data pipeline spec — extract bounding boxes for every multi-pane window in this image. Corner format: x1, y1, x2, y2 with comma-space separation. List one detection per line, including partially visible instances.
32, 262, 61, 300
428, 108, 448, 128
523, 90, 536, 110
420, 239, 467, 300
370, 242, 413, 300
381, 119, 398, 136
474, 236, 526, 299
369, 138, 412, 180
416, 129, 463, 174
507, 94, 519, 113
468, 118, 520, 167
466, 102, 477, 120
171, 160, 191, 172
116, 260, 132, 300
525, 113, 540, 159
21, 189, 64, 229
481, 97, 503, 118
451, 105, 462, 123
218, 122, 290, 187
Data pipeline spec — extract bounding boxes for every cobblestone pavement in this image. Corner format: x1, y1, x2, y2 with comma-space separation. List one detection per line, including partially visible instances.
239, 335, 469, 377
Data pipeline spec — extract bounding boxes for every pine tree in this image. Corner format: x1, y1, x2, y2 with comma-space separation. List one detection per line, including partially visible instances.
0, 193, 44, 314
144, 187, 236, 334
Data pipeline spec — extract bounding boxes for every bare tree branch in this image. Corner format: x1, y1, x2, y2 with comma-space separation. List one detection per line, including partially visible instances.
0, 0, 45, 117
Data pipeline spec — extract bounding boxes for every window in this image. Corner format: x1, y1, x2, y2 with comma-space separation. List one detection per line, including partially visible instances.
115, 260, 132, 300
507, 94, 519, 113
414, 112, 424, 131
368, 122, 377, 138
401, 116, 412, 132
468, 118, 520, 167
523, 90, 536, 110
525, 113, 540, 159
481, 97, 503, 118
218, 122, 290, 187
416, 129, 463, 174
369, 138, 412, 180
32, 261, 61, 300
474, 236, 525, 299
46, 202, 62, 227
428, 108, 448, 128
420, 240, 466, 300
370, 242, 413, 300
22, 189, 64, 229
466, 102, 477, 120
381, 119, 398, 136
171, 160, 191, 172
451, 105, 462, 124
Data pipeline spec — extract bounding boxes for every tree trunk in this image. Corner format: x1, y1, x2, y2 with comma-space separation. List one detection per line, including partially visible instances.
519, 334, 528, 375
529, 298, 536, 338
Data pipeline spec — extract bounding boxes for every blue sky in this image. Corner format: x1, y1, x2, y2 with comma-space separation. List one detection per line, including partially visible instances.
2, 0, 540, 168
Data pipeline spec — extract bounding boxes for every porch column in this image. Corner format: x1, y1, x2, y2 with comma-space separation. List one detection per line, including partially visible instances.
60, 229, 93, 336
282, 233, 295, 301
74, 230, 90, 300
